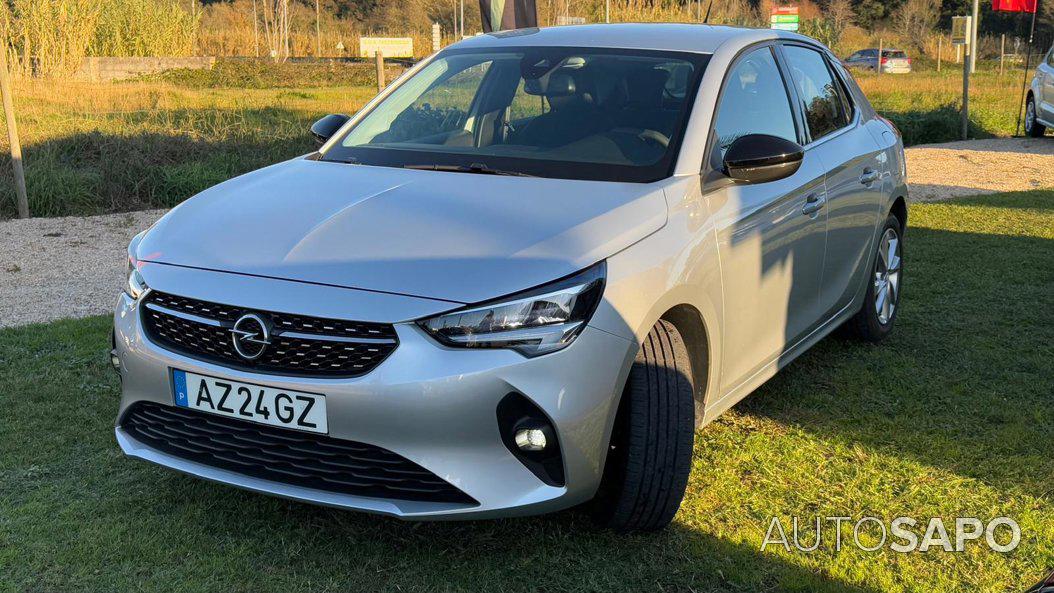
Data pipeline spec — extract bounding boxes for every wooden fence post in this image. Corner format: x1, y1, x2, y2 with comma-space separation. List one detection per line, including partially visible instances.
0, 48, 28, 219
1000, 34, 1006, 75
938, 35, 943, 72
877, 38, 883, 75
375, 50, 385, 92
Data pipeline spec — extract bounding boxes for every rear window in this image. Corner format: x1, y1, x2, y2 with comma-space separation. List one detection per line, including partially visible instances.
883, 50, 908, 58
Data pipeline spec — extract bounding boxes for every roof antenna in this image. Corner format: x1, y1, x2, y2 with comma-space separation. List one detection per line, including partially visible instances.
703, 0, 715, 23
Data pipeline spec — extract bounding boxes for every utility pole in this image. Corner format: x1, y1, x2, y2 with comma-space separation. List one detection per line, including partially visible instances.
962, 20, 972, 139
0, 47, 28, 219
970, 0, 979, 74
315, 0, 321, 57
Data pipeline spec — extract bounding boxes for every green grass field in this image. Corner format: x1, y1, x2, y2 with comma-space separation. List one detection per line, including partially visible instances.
0, 62, 1036, 218
2, 190, 1052, 592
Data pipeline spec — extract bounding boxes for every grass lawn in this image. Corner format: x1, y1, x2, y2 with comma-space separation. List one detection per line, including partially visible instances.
0, 64, 1036, 218
1, 190, 1052, 592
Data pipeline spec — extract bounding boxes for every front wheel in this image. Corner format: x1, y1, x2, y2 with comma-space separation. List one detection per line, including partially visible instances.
1026, 95, 1046, 138
847, 214, 903, 342
592, 320, 695, 532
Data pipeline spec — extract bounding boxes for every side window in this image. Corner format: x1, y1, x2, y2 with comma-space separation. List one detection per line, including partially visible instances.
783, 45, 850, 141
1046, 47, 1054, 67
710, 47, 798, 169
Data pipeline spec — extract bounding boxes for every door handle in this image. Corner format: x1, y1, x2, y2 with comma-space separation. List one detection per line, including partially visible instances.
859, 168, 880, 186
802, 193, 826, 216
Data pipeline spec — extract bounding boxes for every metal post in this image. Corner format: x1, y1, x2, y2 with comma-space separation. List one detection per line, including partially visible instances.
0, 47, 28, 218
962, 29, 971, 140
1015, 0, 1040, 135
1000, 34, 1006, 75
375, 51, 385, 92
970, 0, 980, 74
252, 0, 260, 57
938, 35, 942, 72
877, 38, 883, 75
315, 0, 321, 57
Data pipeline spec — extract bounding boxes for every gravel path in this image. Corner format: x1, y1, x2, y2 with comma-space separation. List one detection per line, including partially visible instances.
2, 138, 1051, 328
905, 137, 1054, 201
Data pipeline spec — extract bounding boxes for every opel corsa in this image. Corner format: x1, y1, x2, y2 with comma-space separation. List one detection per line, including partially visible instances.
113, 24, 908, 531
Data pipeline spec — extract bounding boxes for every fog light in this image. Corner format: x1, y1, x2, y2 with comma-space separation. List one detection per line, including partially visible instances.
514, 428, 547, 451
109, 348, 121, 373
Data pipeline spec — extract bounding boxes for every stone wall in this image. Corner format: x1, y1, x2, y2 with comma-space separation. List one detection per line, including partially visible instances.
73, 57, 216, 82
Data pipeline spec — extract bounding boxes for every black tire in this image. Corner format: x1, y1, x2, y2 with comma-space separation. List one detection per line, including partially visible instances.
593, 320, 695, 532
847, 214, 903, 342
1026, 95, 1046, 138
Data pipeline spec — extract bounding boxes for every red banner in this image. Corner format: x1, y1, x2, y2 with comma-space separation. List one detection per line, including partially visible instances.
992, 0, 1037, 13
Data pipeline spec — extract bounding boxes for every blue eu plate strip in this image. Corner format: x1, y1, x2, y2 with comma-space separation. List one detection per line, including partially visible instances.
173, 370, 188, 407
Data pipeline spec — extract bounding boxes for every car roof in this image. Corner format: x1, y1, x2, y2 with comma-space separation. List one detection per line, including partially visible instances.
449, 23, 818, 55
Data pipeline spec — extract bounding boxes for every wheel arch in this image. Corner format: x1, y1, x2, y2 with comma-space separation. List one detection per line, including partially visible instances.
658, 303, 712, 425
890, 195, 908, 230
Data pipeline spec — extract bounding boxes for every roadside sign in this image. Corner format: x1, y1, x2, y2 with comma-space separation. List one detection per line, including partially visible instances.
556, 15, 590, 24
359, 37, 414, 58
951, 16, 973, 46
770, 6, 799, 32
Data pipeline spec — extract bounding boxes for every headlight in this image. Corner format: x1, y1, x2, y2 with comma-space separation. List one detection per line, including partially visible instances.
125, 231, 149, 300
418, 262, 605, 357
125, 258, 148, 300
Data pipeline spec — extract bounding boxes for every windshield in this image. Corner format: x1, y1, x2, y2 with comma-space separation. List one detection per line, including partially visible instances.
322, 47, 709, 182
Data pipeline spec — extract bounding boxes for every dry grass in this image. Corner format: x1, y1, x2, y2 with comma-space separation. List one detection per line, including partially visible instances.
0, 64, 1034, 218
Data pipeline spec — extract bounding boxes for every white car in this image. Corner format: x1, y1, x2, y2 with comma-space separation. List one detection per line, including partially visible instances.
1025, 45, 1054, 137
845, 48, 912, 74
112, 24, 908, 531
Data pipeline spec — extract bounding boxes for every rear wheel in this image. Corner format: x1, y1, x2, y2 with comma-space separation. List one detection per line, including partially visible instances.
1026, 95, 1046, 138
847, 214, 903, 342
593, 320, 695, 532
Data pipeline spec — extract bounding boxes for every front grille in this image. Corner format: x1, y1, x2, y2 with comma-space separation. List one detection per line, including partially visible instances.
141, 291, 398, 378
122, 402, 476, 505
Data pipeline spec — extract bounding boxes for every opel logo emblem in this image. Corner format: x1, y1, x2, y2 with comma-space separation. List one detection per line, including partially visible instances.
230, 313, 271, 360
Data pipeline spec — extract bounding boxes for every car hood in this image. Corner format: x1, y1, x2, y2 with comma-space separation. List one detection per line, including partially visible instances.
137, 158, 668, 304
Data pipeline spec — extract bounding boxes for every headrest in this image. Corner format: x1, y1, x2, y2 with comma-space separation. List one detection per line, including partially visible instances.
544, 73, 576, 98
626, 68, 671, 107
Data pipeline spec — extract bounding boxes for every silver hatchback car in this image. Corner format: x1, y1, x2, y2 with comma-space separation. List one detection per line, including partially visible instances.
113, 24, 908, 531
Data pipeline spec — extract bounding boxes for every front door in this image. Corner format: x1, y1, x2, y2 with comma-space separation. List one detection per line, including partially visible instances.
704, 45, 829, 395
780, 44, 885, 317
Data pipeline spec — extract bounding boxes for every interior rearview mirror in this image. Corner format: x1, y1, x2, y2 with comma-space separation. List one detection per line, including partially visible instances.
723, 134, 804, 184
310, 114, 351, 144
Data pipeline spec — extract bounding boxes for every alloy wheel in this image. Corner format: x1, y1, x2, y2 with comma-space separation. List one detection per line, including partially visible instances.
1026, 100, 1036, 133
873, 227, 901, 325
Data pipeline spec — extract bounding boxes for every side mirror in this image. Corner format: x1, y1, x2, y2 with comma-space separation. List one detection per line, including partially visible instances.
723, 134, 804, 184
310, 114, 350, 144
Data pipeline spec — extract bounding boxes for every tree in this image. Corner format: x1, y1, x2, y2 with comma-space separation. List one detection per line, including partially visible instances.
894, 0, 940, 51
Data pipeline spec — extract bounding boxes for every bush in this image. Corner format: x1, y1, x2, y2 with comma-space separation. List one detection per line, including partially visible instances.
134, 58, 406, 89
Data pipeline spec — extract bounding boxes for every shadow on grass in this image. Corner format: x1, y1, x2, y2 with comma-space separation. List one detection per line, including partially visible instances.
739, 223, 1054, 500
0, 108, 318, 218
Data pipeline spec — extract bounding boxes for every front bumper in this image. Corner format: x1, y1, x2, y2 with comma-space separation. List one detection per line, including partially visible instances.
113, 276, 636, 520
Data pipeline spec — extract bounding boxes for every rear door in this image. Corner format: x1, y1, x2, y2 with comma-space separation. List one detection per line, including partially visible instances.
778, 43, 885, 319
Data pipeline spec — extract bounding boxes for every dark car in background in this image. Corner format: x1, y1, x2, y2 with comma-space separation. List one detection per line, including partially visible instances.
845, 48, 912, 73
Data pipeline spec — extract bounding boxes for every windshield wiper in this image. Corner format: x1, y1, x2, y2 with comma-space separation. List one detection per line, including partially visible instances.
402, 163, 535, 177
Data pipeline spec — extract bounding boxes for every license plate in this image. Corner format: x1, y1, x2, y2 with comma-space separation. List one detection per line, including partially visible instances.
172, 369, 327, 434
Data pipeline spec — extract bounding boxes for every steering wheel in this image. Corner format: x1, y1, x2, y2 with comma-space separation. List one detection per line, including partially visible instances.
638, 129, 670, 149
